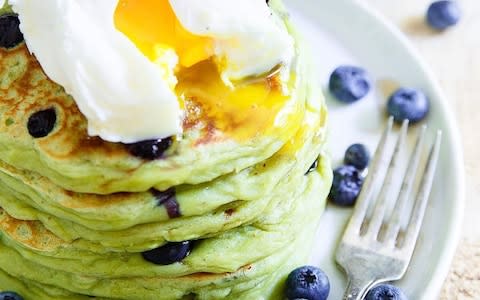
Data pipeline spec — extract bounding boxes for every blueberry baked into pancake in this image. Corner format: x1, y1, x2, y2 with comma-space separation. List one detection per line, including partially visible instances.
0, 0, 333, 299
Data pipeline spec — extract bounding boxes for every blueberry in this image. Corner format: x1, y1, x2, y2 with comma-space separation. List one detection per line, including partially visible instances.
305, 157, 320, 175
387, 88, 429, 124
152, 188, 181, 218
0, 291, 24, 300
27, 108, 57, 138
0, 14, 24, 49
365, 284, 408, 300
329, 165, 364, 206
285, 265, 330, 300
427, 1, 461, 30
344, 143, 370, 170
126, 137, 173, 160
329, 65, 371, 103
142, 241, 192, 265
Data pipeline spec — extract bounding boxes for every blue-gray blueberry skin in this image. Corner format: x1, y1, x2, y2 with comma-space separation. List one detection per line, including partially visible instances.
0, 291, 24, 300
329, 165, 364, 207
344, 143, 370, 170
142, 241, 192, 265
427, 0, 461, 30
329, 66, 371, 103
387, 88, 429, 124
125, 137, 173, 160
27, 108, 57, 138
0, 14, 24, 49
285, 266, 330, 300
365, 284, 408, 300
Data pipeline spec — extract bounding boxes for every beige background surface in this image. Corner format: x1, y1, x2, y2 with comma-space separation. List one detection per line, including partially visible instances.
364, 0, 480, 298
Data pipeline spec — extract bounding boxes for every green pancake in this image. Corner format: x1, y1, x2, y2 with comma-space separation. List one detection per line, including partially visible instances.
0, 97, 327, 250
0, 0, 310, 194
0, 155, 325, 251
0, 93, 326, 227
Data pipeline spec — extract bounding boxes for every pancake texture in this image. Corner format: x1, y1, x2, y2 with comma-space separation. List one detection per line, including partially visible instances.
0, 0, 333, 299
0, 12, 306, 194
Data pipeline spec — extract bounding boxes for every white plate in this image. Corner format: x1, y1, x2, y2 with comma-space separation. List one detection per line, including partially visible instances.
284, 0, 465, 299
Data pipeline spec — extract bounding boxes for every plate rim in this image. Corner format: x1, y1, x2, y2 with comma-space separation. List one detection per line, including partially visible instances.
347, 1, 465, 297
288, 0, 466, 298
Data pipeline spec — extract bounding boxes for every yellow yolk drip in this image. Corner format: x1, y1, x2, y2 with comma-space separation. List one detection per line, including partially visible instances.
114, 0, 213, 67
278, 105, 327, 155
177, 61, 300, 141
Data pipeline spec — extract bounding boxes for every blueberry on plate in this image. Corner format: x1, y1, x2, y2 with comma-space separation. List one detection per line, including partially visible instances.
285, 265, 330, 300
0, 14, 24, 49
344, 143, 370, 170
329, 65, 371, 103
387, 88, 429, 124
365, 284, 408, 300
142, 241, 192, 265
427, 1, 461, 30
0, 291, 24, 300
329, 165, 364, 206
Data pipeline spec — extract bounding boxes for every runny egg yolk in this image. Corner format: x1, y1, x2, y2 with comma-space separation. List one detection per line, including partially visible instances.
114, 0, 298, 142
114, 0, 213, 68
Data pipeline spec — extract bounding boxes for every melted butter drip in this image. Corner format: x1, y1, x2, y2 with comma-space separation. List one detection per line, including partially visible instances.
176, 61, 300, 141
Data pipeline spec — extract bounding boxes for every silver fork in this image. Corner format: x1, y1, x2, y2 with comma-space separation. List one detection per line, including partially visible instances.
336, 116, 442, 300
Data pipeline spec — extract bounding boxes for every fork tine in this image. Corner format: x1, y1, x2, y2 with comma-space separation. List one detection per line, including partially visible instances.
337, 126, 442, 300
402, 130, 442, 253
384, 125, 427, 246
365, 119, 409, 240
345, 116, 394, 235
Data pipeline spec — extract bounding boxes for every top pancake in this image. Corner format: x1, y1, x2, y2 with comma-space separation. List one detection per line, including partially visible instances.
0, 1, 312, 194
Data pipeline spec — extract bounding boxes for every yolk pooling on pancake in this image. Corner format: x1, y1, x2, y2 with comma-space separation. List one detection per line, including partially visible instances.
176, 61, 298, 141
114, 0, 300, 141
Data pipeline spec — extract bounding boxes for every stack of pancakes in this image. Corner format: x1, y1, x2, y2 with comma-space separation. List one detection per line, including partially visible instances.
0, 1, 332, 299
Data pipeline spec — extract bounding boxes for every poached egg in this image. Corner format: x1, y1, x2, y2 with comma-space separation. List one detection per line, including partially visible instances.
10, 0, 295, 143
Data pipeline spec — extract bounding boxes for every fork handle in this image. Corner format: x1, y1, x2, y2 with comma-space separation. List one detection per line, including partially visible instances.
342, 275, 376, 300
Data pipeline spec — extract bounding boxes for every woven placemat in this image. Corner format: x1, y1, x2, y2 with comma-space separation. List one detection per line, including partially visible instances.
440, 240, 480, 299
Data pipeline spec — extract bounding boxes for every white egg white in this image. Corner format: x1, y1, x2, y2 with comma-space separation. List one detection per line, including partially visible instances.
169, 0, 294, 83
10, 0, 182, 143
10, 0, 294, 143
